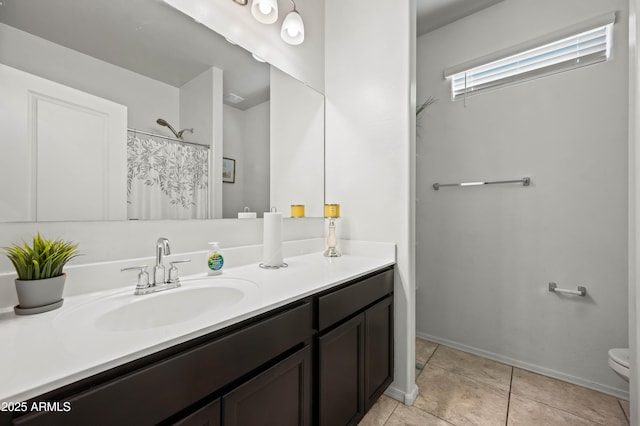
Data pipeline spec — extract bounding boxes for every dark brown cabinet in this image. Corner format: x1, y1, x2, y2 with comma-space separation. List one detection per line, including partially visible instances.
317, 268, 394, 426
5, 267, 394, 426
173, 399, 221, 426
318, 314, 366, 426
223, 345, 312, 426
364, 296, 393, 410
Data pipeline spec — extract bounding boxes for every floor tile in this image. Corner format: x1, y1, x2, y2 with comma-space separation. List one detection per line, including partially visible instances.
511, 368, 627, 426
357, 395, 398, 426
619, 399, 630, 423
416, 338, 438, 364
415, 364, 509, 425
385, 404, 453, 426
428, 345, 512, 391
508, 394, 600, 426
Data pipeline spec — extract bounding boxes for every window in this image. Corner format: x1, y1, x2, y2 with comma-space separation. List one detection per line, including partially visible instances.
445, 16, 614, 100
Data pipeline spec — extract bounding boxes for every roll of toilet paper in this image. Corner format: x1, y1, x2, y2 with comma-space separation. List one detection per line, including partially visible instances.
263, 211, 283, 266
238, 211, 257, 219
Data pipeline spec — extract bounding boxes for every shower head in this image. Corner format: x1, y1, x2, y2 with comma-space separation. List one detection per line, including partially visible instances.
156, 118, 181, 139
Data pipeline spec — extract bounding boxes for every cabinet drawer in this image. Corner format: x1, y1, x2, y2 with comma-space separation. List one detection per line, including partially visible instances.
14, 302, 312, 426
317, 268, 393, 331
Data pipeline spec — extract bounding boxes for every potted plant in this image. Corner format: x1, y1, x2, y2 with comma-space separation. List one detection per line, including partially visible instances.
3, 233, 79, 314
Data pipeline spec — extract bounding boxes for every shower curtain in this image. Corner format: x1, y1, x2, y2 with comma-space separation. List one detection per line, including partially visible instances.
127, 131, 210, 220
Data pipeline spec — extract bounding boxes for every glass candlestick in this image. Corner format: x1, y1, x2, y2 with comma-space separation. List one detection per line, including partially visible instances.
324, 204, 341, 257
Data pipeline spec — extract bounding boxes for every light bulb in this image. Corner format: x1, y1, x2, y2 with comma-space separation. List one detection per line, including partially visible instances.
281, 11, 304, 45
258, 2, 271, 15
251, 0, 277, 24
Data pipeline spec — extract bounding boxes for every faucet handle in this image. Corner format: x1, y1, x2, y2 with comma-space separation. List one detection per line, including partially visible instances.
121, 266, 150, 293
168, 260, 191, 284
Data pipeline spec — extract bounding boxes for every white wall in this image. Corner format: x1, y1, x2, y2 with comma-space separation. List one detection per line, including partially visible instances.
222, 102, 270, 218
180, 68, 216, 149
244, 101, 271, 217
223, 105, 246, 218
180, 67, 221, 219
271, 67, 324, 217
162, 0, 324, 93
0, 24, 179, 133
416, 0, 629, 398
178, 67, 224, 219
629, 0, 639, 421
325, 0, 417, 404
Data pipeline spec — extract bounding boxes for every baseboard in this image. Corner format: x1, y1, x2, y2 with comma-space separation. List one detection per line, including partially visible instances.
416, 331, 630, 401
385, 383, 419, 405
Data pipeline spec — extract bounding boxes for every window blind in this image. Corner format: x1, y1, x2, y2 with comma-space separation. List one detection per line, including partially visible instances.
448, 21, 613, 100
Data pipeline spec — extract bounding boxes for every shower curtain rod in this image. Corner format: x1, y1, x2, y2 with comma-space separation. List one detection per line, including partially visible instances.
127, 128, 209, 149
433, 177, 530, 190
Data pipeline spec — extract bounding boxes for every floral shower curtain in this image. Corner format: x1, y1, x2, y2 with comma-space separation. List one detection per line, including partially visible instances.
127, 131, 209, 220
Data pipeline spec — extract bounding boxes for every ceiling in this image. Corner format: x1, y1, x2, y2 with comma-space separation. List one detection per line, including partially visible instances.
0, 0, 504, 106
417, 0, 505, 36
0, 0, 270, 110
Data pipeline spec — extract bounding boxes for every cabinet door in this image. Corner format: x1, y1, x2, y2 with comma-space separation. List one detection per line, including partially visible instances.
318, 314, 365, 426
223, 345, 312, 426
365, 296, 394, 410
173, 399, 220, 426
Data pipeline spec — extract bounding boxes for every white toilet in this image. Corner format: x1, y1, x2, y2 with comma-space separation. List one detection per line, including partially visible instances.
608, 348, 630, 382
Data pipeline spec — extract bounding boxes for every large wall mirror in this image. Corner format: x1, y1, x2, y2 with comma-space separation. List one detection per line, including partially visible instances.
0, 0, 324, 222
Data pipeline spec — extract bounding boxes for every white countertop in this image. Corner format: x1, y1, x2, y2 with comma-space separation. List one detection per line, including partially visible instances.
0, 241, 394, 403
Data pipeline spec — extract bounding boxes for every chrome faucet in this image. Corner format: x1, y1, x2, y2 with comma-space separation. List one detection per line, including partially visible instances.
154, 237, 171, 285
121, 238, 190, 295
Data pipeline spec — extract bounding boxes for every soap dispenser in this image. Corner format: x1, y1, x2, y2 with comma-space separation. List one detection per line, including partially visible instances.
207, 242, 224, 275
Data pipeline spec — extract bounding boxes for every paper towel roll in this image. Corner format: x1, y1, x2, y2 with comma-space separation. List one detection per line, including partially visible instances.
263, 211, 283, 266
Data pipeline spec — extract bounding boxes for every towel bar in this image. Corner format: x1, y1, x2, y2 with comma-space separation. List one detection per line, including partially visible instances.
548, 282, 587, 296
433, 177, 530, 190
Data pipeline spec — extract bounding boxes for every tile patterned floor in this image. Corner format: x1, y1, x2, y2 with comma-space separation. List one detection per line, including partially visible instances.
359, 338, 630, 426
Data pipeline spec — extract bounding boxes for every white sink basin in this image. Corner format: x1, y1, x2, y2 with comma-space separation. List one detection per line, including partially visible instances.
55, 277, 257, 333
95, 286, 244, 331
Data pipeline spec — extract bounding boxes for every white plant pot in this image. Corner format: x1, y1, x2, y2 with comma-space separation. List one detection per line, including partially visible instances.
14, 274, 66, 311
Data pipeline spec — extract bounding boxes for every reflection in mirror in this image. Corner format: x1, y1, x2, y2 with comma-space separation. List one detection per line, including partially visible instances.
0, 0, 324, 222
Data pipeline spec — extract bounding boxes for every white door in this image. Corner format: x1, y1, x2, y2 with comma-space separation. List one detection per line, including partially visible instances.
0, 63, 127, 222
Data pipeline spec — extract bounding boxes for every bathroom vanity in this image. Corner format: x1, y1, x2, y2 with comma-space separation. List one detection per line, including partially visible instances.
0, 248, 394, 426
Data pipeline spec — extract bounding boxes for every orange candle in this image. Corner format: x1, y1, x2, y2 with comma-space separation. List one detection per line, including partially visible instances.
291, 205, 305, 218
324, 204, 340, 218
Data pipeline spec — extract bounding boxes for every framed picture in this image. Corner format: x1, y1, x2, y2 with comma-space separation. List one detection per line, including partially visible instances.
223, 157, 236, 183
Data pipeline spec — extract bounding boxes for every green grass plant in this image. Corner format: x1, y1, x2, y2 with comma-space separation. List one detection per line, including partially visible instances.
3, 233, 79, 280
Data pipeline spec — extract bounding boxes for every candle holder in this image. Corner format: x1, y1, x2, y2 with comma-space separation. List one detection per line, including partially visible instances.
323, 204, 341, 257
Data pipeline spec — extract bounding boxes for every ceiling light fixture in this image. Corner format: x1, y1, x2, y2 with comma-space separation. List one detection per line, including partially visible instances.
251, 53, 266, 63
250, 0, 278, 24
224, 93, 246, 104
280, 0, 304, 45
